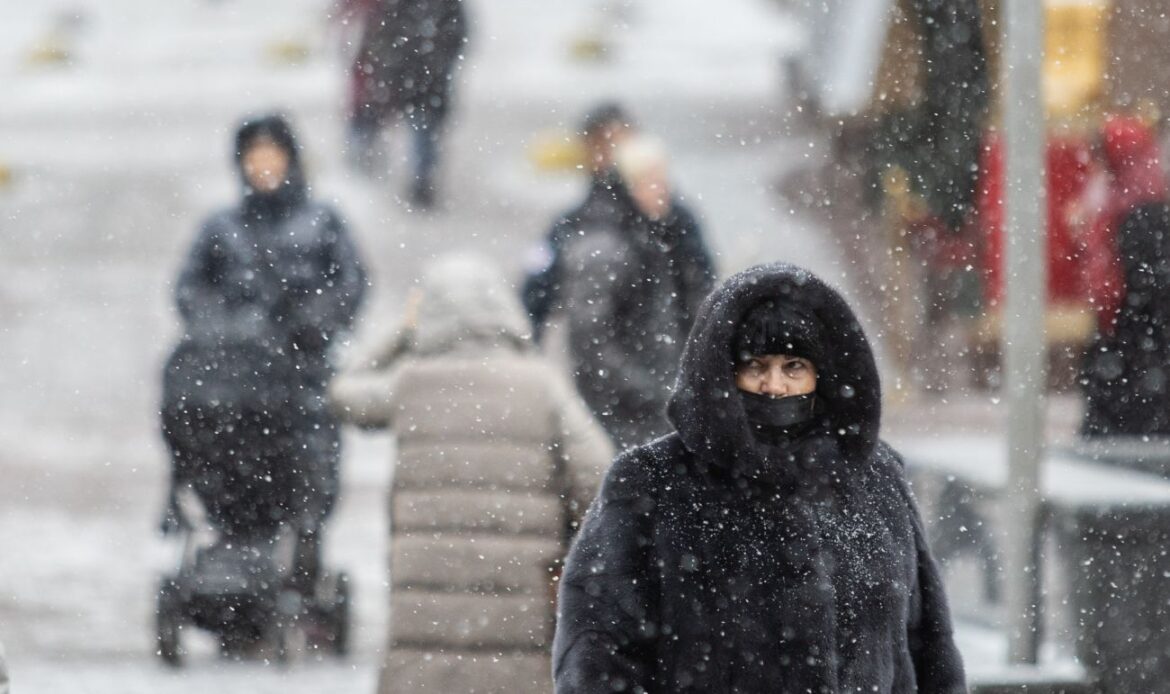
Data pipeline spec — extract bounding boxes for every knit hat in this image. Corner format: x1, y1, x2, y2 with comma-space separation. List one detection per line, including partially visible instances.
733, 299, 824, 366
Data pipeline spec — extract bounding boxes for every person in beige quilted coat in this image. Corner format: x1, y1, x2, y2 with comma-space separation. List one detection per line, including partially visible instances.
330, 253, 613, 694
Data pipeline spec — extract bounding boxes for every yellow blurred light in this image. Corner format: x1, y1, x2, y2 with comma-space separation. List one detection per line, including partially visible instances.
1044, 0, 1109, 119
528, 130, 589, 173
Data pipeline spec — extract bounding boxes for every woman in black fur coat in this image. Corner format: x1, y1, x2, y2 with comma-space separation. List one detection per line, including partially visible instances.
553, 263, 965, 693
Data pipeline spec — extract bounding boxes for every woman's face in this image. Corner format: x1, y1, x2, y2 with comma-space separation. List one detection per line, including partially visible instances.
627, 163, 671, 220
242, 136, 290, 193
735, 354, 817, 397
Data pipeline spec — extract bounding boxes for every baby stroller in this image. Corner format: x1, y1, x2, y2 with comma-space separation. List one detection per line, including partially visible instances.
155, 345, 351, 666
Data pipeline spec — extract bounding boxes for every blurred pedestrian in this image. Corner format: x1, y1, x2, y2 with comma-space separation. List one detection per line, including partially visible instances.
330, 254, 612, 694
1081, 203, 1170, 436
342, 0, 468, 208
1080, 114, 1169, 330
554, 263, 966, 693
522, 102, 636, 340
560, 135, 716, 449
161, 114, 367, 595
1076, 116, 1170, 436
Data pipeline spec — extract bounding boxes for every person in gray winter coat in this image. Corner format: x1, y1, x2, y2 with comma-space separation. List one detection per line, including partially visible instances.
561, 136, 716, 450
330, 254, 612, 694
554, 263, 965, 693
161, 113, 367, 590
521, 102, 637, 340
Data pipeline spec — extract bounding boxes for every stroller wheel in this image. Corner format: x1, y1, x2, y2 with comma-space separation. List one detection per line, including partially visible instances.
329, 571, 352, 657
156, 578, 184, 667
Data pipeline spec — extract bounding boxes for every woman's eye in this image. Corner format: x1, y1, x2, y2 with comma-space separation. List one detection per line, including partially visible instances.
784, 361, 806, 372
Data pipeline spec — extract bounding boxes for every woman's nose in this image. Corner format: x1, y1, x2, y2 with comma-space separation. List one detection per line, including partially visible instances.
760, 369, 789, 396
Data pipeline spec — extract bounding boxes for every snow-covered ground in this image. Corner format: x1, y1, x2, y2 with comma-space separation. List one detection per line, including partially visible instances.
0, 0, 842, 691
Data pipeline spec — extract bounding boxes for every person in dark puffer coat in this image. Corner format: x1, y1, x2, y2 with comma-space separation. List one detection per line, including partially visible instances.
160, 114, 367, 590
553, 263, 965, 693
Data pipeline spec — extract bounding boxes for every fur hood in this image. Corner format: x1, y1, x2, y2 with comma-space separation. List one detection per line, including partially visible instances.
666, 263, 881, 483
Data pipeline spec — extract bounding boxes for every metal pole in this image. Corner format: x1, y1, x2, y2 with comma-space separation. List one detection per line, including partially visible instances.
1001, 0, 1047, 665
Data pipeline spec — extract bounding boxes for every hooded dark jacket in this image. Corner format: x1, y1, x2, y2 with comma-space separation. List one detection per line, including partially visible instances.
558, 199, 716, 450
553, 264, 965, 693
350, 0, 468, 128
1082, 202, 1170, 436
161, 115, 367, 534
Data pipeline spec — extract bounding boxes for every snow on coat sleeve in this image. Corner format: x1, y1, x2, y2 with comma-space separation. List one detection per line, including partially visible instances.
548, 371, 614, 530
561, 233, 662, 412
905, 487, 968, 693
520, 213, 573, 337
328, 363, 402, 429
328, 326, 413, 429
284, 206, 367, 344
668, 204, 718, 325
554, 453, 659, 694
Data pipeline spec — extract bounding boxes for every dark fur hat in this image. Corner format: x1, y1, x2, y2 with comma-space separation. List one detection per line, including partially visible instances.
733, 299, 825, 367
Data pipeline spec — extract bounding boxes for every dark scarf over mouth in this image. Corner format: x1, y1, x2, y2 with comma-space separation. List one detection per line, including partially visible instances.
740, 390, 821, 443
